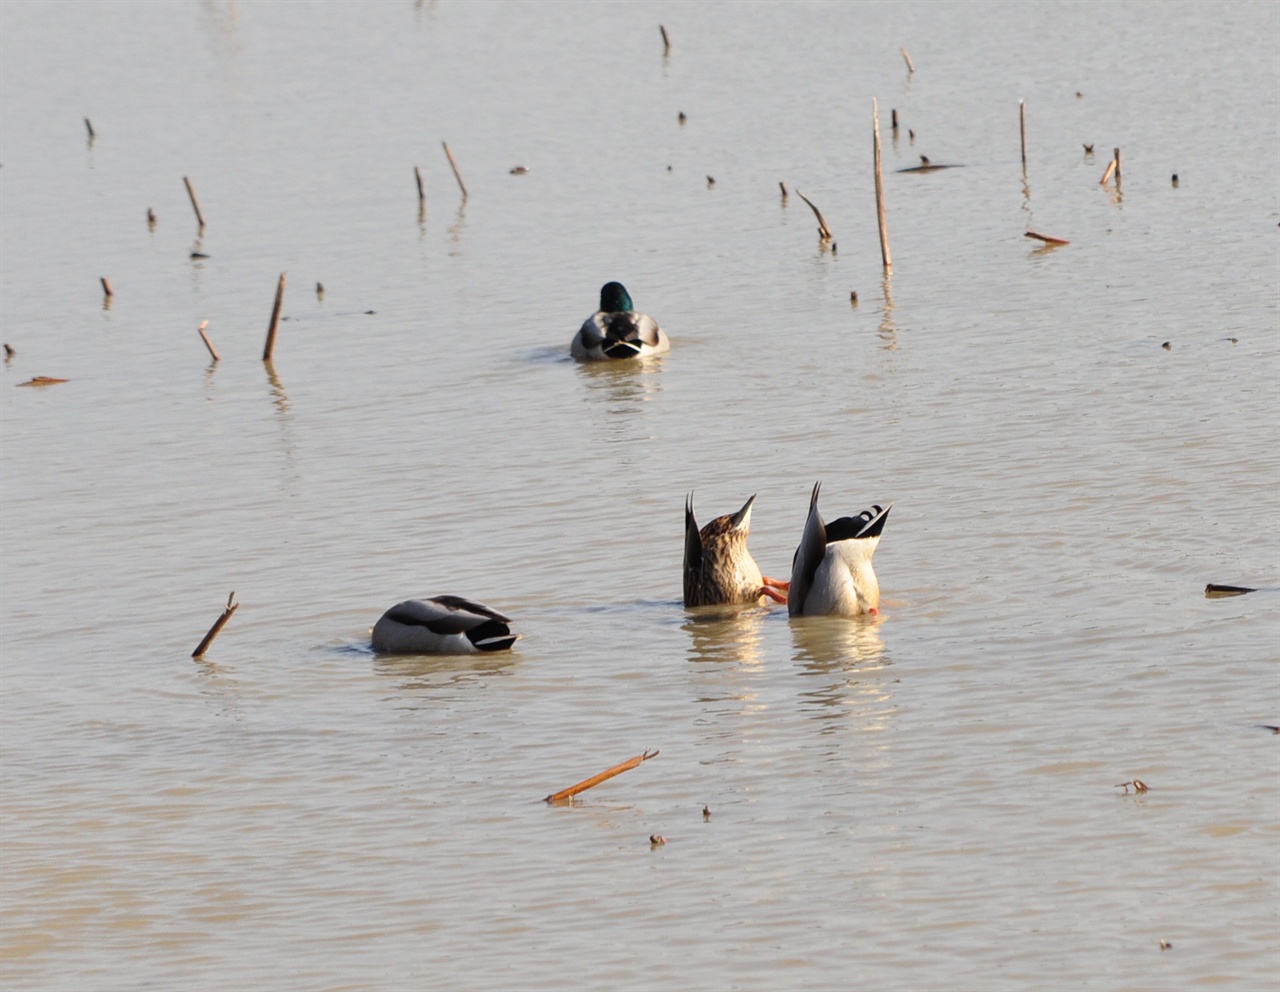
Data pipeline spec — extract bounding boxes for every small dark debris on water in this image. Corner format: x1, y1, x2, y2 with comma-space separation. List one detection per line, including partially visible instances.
4, 343, 14, 359
1116, 779, 1149, 794
1226, 337, 1238, 344
649, 834, 666, 847
1256, 725, 1279, 734
666, 165, 672, 172
908, 129, 915, 142
1160, 341, 1171, 350
509, 165, 529, 174
1083, 144, 1094, 154
1160, 940, 1172, 951
18, 376, 68, 387
1171, 174, 1179, 187
1076, 91, 1083, 98
702, 805, 711, 821
898, 157, 958, 173
706, 175, 715, 187
678, 111, 687, 125
316, 282, 325, 298
191, 251, 209, 259
850, 291, 859, 305
364, 310, 376, 315
1205, 583, 1255, 598
147, 207, 156, 226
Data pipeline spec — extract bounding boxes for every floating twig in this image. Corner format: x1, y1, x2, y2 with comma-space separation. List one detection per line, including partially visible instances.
778, 180, 788, 200
193, 591, 239, 658
147, 207, 156, 228
891, 108, 898, 130
660, 24, 671, 54
649, 834, 666, 847
84, 117, 95, 140
1025, 230, 1069, 245
197, 320, 219, 362
794, 190, 832, 242
1019, 100, 1027, 166
1204, 583, 1256, 598
873, 98, 891, 271
1115, 779, 1149, 794
17, 376, 68, 387
100, 277, 114, 299
442, 142, 468, 200
262, 272, 286, 363
544, 749, 659, 803
510, 165, 529, 174
900, 46, 914, 73
414, 165, 425, 203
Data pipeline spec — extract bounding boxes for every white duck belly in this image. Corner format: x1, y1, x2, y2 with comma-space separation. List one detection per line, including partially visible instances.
803, 546, 880, 616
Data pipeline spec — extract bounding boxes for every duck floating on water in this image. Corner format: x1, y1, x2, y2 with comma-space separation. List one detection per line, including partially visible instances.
788, 482, 891, 617
371, 596, 518, 654
571, 281, 670, 360
684, 493, 789, 607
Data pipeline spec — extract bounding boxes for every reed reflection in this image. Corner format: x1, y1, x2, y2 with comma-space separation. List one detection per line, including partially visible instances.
878, 273, 897, 351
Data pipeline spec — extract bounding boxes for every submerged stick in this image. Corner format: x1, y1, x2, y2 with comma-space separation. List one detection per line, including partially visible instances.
100, 277, 114, 298
660, 24, 671, 54
183, 176, 207, 228
873, 98, 892, 271
794, 190, 832, 241
414, 165, 425, 203
544, 749, 659, 803
197, 320, 219, 361
1019, 100, 1027, 165
442, 142, 468, 199
901, 47, 914, 73
193, 591, 239, 658
1025, 230, 1069, 245
262, 272, 286, 362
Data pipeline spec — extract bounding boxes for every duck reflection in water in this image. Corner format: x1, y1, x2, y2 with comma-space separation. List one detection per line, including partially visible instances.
681, 606, 769, 670
790, 615, 892, 728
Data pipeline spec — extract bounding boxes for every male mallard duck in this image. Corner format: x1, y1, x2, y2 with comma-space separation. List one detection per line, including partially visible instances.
371, 595, 518, 654
788, 482, 891, 617
684, 493, 789, 607
571, 281, 670, 360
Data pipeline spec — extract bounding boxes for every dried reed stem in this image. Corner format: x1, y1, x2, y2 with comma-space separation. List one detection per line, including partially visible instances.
197, 320, 219, 361
778, 180, 788, 199
414, 165, 425, 203
442, 142, 468, 199
183, 176, 207, 228
84, 117, 95, 139
262, 272, 286, 362
1099, 158, 1116, 186
794, 190, 832, 241
1019, 100, 1027, 165
1113, 147, 1121, 181
891, 108, 898, 130
873, 98, 892, 271
544, 749, 659, 803
900, 47, 915, 73
660, 24, 671, 54
100, 277, 114, 298
193, 592, 239, 658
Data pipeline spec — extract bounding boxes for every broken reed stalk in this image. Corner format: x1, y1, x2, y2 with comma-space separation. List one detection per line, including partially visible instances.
544, 749, 659, 803
442, 142, 468, 200
778, 180, 788, 200
414, 165, 425, 203
900, 47, 914, 73
183, 176, 207, 228
1025, 230, 1069, 245
660, 24, 671, 54
84, 117, 95, 139
794, 190, 832, 241
873, 98, 892, 271
197, 320, 219, 361
262, 272, 286, 362
1019, 100, 1027, 165
193, 592, 239, 658
1099, 158, 1116, 186
100, 277, 114, 298
1113, 147, 1121, 181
